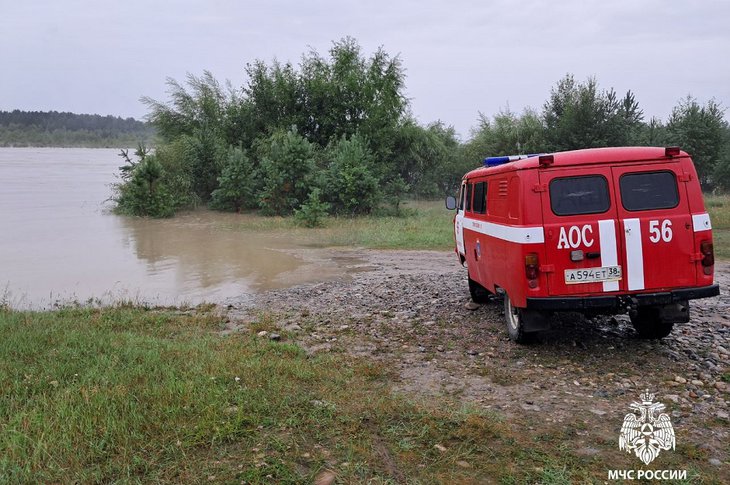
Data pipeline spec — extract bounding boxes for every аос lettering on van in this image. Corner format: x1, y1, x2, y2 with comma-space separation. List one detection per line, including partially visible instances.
445, 147, 719, 343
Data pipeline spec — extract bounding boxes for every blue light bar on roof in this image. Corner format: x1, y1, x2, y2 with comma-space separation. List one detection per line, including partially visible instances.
483, 156, 511, 167
483, 154, 543, 167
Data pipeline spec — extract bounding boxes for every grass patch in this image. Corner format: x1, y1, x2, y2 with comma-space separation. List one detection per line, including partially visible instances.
0, 306, 725, 482
229, 199, 454, 250
0, 306, 505, 483
225, 194, 730, 257
705, 194, 730, 260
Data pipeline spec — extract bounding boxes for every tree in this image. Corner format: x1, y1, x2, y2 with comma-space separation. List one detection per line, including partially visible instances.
237, 60, 303, 146
323, 134, 380, 215
390, 120, 464, 197
122, 38, 418, 217
141, 71, 230, 143
210, 147, 258, 212
666, 96, 727, 189
711, 129, 730, 191
257, 129, 318, 215
637, 117, 667, 146
142, 72, 231, 201
298, 37, 407, 155
542, 75, 643, 151
465, 108, 546, 161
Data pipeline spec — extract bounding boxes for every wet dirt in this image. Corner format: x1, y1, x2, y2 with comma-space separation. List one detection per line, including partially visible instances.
227, 250, 730, 472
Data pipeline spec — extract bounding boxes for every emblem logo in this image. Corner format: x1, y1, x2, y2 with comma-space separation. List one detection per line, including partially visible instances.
619, 390, 676, 465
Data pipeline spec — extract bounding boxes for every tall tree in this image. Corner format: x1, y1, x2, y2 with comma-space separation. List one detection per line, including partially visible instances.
257, 129, 318, 215
542, 75, 643, 150
666, 96, 727, 188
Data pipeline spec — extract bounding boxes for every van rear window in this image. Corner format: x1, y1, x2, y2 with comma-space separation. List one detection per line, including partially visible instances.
549, 176, 610, 216
619, 171, 679, 211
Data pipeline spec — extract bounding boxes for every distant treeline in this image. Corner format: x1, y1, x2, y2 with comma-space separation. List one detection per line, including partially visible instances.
0, 110, 155, 148
113, 37, 730, 219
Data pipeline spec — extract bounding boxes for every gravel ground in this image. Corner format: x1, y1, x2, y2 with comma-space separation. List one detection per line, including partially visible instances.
226, 250, 730, 469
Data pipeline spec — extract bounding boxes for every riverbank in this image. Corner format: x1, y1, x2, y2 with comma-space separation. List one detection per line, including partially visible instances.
2, 253, 728, 482
0, 304, 586, 483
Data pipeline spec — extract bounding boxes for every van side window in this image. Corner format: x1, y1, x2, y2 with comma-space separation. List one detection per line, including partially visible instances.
619, 171, 679, 211
465, 183, 472, 211
549, 176, 610, 216
472, 182, 487, 214
458, 184, 465, 210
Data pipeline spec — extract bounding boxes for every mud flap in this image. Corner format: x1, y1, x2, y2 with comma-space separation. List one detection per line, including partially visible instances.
658, 300, 690, 324
521, 310, 551, 332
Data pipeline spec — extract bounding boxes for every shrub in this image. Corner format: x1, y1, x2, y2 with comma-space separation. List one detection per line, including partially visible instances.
294, 188, 330, 227
114, 155, 177, 218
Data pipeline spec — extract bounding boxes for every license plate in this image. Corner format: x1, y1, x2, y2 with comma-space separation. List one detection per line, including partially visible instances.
564, 266, 622, 284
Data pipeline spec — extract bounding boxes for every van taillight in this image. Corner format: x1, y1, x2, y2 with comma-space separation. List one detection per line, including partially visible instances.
525, 253, 539, 287
700, 240, 714, 273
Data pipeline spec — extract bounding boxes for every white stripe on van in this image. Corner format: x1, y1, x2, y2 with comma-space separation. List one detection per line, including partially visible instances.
599, 219, 619, 292
463, 218, 544, 244
624, 218, 645, 291
692, 213, 712, 232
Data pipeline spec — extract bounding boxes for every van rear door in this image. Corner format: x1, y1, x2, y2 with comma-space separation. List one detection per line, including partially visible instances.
539, 166, 624, 296
611, 164, 696, 291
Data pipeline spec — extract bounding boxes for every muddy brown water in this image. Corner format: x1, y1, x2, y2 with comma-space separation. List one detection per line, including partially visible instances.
0, 148, 362, 309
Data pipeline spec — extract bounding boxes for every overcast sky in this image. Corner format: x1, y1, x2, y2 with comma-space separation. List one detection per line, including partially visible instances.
2, 0, 729, 137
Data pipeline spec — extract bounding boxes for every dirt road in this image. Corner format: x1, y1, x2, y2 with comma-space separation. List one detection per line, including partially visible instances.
227, 250, 730, 471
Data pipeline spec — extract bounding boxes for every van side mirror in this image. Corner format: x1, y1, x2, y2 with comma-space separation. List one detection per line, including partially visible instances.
445, 195, 457, 210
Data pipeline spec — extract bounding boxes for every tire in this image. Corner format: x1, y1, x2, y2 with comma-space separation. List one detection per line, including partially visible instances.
468, 275, 491, 304
504, 293, 532, 343
630, 306, 674, 339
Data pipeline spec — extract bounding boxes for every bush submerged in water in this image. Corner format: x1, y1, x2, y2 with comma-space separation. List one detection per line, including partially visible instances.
114, 153, 175, 218
113, 145, 198, 218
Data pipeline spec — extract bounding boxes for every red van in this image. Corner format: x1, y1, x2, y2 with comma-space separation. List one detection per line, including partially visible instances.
446, 147, 719, 343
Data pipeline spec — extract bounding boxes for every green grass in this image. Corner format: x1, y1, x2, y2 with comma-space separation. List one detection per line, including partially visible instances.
5, 306, 721, 483
705, 194, 730, 260
225, 194, 730, 261
0, 306, 510, 483
227, 199, 455, 250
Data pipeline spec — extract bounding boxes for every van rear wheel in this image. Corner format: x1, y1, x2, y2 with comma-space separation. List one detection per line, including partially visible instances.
504, 293, 533, 343
630, 307, 674, 339
468, 275, 491, 303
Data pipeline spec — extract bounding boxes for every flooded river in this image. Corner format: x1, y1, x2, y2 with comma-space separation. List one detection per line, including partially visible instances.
0, 148, 360, 309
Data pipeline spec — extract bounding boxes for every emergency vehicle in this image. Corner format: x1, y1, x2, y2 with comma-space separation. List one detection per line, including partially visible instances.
445, 147, 719, 343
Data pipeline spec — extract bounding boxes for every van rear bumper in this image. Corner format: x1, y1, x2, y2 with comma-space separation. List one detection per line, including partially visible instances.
525, 284, 720, 311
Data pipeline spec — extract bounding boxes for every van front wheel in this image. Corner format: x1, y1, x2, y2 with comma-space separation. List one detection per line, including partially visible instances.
630, 307, 674, 339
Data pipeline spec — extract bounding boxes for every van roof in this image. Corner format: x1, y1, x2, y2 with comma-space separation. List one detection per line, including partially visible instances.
464, 146, 690, 178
